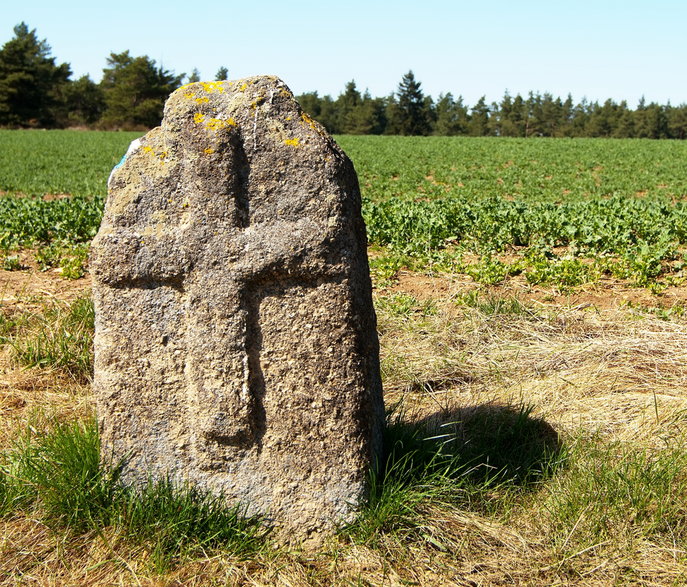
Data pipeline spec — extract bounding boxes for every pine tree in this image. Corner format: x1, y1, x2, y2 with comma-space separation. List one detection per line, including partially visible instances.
391, 71, 432, 135
493, 92, 514, 136
560, 94, 574, 136
468, 96, 490, 136
215, 66, 229, 81
634, 99, 668, 139
0, 22, 72, 127
612, 101, 635, 138
509, 94, 528, 137
100, 51, 183, 129
434, 92, 468, 135
63, 75, 104, 126
667, 104, 687, 140
336, 80, 361, 133
540, 93, 562, 137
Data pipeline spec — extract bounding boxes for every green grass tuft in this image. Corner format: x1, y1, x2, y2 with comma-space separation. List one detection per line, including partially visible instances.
6, 418, 119, 528
456, 290, 534, 317
346, 402, 565, 544
0, 416, 267, 570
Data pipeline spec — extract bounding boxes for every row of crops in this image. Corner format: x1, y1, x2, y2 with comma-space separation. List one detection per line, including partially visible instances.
1, 130, 686, 288
363, 195, 687, 254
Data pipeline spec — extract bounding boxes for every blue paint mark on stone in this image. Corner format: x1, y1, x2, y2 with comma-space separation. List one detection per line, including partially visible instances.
108, 138, 143, 188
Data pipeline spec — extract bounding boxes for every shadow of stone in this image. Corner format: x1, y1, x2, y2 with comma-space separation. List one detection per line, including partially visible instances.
422, 403, 563, 485
383, 403, 564, 488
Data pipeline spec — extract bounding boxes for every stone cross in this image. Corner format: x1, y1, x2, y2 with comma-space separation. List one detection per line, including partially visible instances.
91, 76, 384, 542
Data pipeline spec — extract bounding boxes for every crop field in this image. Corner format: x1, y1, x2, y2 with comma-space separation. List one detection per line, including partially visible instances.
1, 130, 687, 584
2, 131, 687, 290
341, 136, 687, 291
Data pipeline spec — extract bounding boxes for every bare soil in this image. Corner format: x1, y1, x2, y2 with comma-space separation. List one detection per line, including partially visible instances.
391, 269, 687, 311
0, 259, 91, 311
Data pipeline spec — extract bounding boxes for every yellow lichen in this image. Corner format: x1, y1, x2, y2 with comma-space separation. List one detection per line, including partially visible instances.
284, 137, 300, 147
199, 81, 225, 93
251, 96, 266, 110
301, 111, 329, 139
194, 112, 236, 131
142, 146, 167, 162
239, 83, 248, 91
204, 148, 215, 154
206, 117, 236, 131
301, 111, 317, 130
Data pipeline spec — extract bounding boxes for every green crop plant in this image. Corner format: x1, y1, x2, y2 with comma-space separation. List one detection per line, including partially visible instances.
36, 242, 90, 279
2, 255, 22, 271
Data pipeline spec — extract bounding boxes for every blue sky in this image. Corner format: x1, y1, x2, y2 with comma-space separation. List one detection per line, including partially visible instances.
4, 0, 686, 107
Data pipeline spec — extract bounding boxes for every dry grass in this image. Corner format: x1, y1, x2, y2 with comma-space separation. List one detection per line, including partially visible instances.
2, 270, 687, 585
0, 348, 93, 450
379, 288, 687, 447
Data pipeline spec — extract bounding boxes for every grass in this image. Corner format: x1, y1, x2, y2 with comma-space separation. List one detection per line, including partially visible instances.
0, 417, 267, 574
8, 296, 94, 381
0, 281, 686, 583
455, 289, 534, 316
0, 396, 569, 580
346, 402, 565, 546
546, 439, 687, 553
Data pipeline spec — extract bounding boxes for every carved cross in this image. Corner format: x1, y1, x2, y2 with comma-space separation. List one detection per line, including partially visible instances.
95, 134, 340, 450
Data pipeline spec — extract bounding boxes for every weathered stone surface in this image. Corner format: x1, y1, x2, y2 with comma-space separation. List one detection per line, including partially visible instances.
91, 76, 384, 542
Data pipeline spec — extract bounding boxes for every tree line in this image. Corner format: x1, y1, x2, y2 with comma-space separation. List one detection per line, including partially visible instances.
299, 73, 687, 140
0, 23, 228, 129
1, 22, 686, 139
